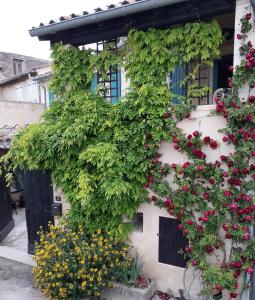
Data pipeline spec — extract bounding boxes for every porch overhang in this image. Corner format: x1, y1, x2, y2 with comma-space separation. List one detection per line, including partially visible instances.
30, 0, 235, 46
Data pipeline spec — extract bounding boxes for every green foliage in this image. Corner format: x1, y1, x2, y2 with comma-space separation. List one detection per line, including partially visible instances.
3, 20, 223, 237
114, 255, 144, 286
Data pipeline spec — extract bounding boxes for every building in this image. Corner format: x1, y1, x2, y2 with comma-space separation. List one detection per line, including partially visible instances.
0, 53, 52, 249
27, 0, 255, 299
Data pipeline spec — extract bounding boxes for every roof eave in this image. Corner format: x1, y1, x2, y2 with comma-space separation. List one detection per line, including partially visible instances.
29, 0, 189, 38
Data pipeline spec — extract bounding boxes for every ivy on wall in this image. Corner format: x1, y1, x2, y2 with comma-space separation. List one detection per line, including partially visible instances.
3, 20, 223, 239
4, 16, 254, 298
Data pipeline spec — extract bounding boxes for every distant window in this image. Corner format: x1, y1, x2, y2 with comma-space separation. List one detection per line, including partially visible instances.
28, 82, 38, 102
132, 212, 143, 232
13, 59, 23, 75
15, 86, 23, 101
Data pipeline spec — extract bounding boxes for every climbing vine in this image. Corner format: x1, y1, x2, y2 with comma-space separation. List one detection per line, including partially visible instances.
3, 15, 254, 298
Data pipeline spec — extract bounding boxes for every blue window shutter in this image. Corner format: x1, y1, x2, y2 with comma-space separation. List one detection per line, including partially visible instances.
213, 60, 219, 93
91, 74, 98, 93
171, 65, 186, 104
48, 91, 54, 106
110, 69, 121, 104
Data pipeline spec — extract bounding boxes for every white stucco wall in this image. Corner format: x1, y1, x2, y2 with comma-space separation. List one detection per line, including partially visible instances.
129, 105, 234, 299
129, 2, 255, 298
0, 100, 45, 127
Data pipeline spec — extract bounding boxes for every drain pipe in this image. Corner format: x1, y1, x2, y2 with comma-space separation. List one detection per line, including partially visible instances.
251, 0, 255, 16
29, 0, 189, 38
250, 225, 255, 300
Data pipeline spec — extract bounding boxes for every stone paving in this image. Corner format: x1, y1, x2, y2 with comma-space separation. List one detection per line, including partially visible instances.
1, 209, 27, 252
0, 257, 46, 300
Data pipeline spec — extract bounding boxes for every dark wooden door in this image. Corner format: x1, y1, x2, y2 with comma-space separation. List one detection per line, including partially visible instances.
158, 217, 189, 268
0, 168, 14, 242
23, 171, 54, 254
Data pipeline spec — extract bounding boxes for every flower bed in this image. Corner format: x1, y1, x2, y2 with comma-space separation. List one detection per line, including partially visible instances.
101, 280, 156, 300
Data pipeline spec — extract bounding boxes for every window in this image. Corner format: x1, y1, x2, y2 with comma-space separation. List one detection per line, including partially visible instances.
132, 212, 143, 232
187, 62, 211, 105
15, 86, 23, 101
158, 217, 188, 268
28, 82, 38, 102
94, 40, 121, 104
13, 59, 23, 75
170, 62, 212, 105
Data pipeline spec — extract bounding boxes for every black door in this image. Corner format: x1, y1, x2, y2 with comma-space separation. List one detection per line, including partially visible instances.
23, 171, 54, 254
158, 217, 189, 268
0, 166, 14, 242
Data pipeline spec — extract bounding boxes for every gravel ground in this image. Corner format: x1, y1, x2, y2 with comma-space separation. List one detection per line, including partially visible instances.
0, 257, 46, 300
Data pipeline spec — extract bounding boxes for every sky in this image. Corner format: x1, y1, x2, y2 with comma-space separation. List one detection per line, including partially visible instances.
0, 0, 113, 60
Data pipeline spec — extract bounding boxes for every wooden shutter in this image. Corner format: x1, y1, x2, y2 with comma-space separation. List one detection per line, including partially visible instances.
171, 65, 186, 104
158, 216, 188, 268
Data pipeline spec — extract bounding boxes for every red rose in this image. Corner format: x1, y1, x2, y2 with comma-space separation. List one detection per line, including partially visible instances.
233, 224, 239, 230
164, 112, 169, 119
174, 144, 180, 150
183, 229, 189, 235
232, 167, 239, 175
215, 284, 222, 292
223, 136, 229, 142
192, 259, 198, 266
209, 178, 215, 185
246, 267, 254, 275
203, 192, 209, 200
178, 224, 184, 230
164, 198, 172, 207
235, 261, 242, 268
228, 65, 234, 72
171, 163, 177, 169
237, 34, 242, 40
250, 164, 255, 170
182, 162, 190, 168
184, 245, 192, 253
252, 151, 255, 157
151, 195, 157, 202
220, 155, 227, 161
187, 134, 193, 140
224, 190, 232, 197
203, 136, 211, 144
210, 140, 218, 149
144, 183, 149, 189
186, 219, 193, 225
230, 203, 238, 210
197, 165, 204, 172
248, 95, 255, 103
183, 185, 189, 191
245, 114, 253, 122
245, 215, 252, 222
230, 292, 238, 298
226, 233, 232, 239
246, 13, 252, 20
223, 224, 229, 231
242, 168, 249, 174
193, 131, 200, 137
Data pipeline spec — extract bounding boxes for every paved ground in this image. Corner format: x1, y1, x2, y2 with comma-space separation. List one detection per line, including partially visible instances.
0, 257, 46, 300
2, 209, 27, 252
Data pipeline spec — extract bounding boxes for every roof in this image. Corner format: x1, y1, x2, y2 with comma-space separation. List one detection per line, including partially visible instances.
0, 71, 37, 87
0, 52, 49, 82
29, 0, 235, 46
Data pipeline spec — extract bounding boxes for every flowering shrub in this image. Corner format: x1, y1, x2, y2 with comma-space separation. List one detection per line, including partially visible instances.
147, 12, 255, 299
33, 225, 129, 299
